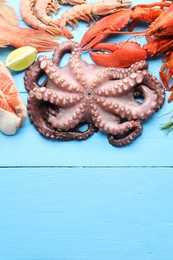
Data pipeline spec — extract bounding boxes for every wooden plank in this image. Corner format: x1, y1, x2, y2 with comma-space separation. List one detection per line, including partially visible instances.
1, 2, 173, 260
0, 168, 173, 260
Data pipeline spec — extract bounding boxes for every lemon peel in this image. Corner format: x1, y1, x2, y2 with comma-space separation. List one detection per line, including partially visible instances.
6, 46, 37, 71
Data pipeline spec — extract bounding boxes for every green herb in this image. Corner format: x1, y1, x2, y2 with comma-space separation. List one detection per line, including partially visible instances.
160, 109, 173, 135
161, 119, 173, 135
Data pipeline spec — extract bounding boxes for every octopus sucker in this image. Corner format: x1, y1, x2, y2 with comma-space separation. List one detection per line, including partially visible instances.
25, 41, 165, 146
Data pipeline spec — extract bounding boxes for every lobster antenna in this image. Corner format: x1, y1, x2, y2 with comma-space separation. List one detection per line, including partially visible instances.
108, 30, 146, 36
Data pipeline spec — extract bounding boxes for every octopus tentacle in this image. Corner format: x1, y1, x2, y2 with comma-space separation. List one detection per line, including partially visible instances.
125, 60, 148, 76
94, 71, 144, 97
68, 123, 97, 140
92, 60, 148, 89
46, 101, 87, 131
94, 72, 159, 121
28, 95, 96, 140
38, 55, 84, 94
94, 67, 127, 83
126, 85, 158, 120
141, 71, 165, 110
68, 55, 87, 86
91, 104, 138, 137
104, 60, 148, 80
108, 121, 143, 147
52, 40, 81, 65
28, 96, 59, 139
29, 87, 87, 131
90, 67, 124, 91
29, 85, 83, 107
24, 60, 44, 92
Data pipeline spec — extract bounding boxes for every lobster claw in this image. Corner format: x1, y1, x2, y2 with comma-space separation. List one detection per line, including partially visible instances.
90, 42, 147, 68
80, 9, 132, 51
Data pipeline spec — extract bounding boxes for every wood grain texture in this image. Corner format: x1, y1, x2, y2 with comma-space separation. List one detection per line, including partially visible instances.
0, 1, 173, 259
0, 168, 173, 260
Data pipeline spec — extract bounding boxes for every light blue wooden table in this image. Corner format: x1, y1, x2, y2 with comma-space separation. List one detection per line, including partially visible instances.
1, 1, 173, 259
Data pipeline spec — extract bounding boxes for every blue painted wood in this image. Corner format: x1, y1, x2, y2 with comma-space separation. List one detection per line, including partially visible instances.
0, 168, 173, 260
1, 1, 173, 260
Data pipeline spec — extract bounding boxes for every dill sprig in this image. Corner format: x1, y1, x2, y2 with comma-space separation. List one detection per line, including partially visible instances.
160, 109, 173, 135
161, 117, 173, 135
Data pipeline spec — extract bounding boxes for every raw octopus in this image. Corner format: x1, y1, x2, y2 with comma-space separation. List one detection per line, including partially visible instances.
24, 41, 165, 146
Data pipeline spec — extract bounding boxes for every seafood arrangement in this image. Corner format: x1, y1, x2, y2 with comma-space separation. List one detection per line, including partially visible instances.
57, 0, 131, 39
20, 0, 61, 35
80, 1, 173, 103
20, 0, 131, 38
20, 0, 87, 35
1, 0, 173, 144
24, 41, 165, 146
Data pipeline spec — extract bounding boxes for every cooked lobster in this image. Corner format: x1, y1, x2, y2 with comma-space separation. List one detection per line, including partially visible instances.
80, 1, 173, 102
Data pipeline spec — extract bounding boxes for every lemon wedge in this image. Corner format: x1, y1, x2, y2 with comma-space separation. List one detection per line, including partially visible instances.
6, 46, 37, 71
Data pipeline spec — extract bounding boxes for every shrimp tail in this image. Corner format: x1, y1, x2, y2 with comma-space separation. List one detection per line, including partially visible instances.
18, 28, 59, 52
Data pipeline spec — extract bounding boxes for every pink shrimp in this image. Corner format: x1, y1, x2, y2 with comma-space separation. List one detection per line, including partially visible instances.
20, 0, 61, 35
58, 0, 131, 39
34, 0, 60, 27
0, 0, 58, 52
